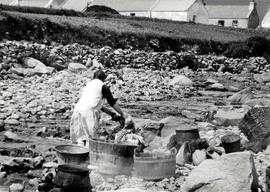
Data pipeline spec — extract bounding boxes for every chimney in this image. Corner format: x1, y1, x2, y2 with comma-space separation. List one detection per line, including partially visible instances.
249, 0, 256, 11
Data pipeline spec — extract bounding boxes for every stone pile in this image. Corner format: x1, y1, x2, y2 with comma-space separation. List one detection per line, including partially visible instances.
0, 41, 270, 79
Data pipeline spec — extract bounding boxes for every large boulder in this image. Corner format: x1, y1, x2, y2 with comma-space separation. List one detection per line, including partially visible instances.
182, 152, 258, 192
68, 63, 87, 73
169, 75, 193, 86
214, 109, 245, 126
228, 88, 254, 105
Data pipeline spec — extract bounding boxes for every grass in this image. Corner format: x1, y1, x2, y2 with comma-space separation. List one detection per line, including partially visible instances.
3, 11, 266, 42
0, 9, 269, 54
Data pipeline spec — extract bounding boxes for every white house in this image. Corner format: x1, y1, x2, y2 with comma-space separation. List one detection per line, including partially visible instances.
89, 0, 157, 17
262, 6, 270, 28
61, 0, 91, 11
4, 0, 67, 8
90, 0, 209, 23
150, 0, 208, 23
204, 0, 260, 28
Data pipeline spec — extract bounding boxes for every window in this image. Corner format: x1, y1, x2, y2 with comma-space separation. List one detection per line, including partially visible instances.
218, 20, 225, 26
232, 20, 238, 27
130, 13, 136, 16
192, 15, 196, 22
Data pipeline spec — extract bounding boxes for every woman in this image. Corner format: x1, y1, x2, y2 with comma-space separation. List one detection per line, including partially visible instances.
70, 70, 125, 145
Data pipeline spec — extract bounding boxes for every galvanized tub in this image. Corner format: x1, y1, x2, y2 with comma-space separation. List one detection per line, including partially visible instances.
175, 127, 200, 145
54, 164, 91, 192
133, 152, 176, 181
55, 145, 89, 167
89, 138, 137, 178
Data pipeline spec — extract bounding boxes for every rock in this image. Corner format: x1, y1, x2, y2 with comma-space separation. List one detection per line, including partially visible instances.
214, 109, 245, 127
182, 152, 258, 192
90, 171, 104, 187
176, 142, 191, 166
46, 66, 56, 74
192, 150, 207, 166
86, 58, 92, 68
26, 170, 43, 178
228, 88, 253, 105
92, 58, 104, 69
254, 71, 270, 83
32, 62, 49, 75
42, 162, 58, 168
9, 183, 24, 192
208, 83, 226, 91
169, 75, 193, 86
4, 131, 19, 141
29, 178, 39, 187
4, 119, 20, 125
102, 189, 158, 192
0, 171, 7, 179
68, 62, 87, 73
226, 86, 240, 92
0, 120, 5, 132
9, 67, 26, 76
23, 57, 41, 68
244, 98, 270, 107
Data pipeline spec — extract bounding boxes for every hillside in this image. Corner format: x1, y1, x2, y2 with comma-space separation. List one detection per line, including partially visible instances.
0, 10, 268, 53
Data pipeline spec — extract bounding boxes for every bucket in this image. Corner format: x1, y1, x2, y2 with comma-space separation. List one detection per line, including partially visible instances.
221, 134, 241, 154
89, 138, 137, 178
175, 128, 200, 145
266, 166, 270, 192
133, 152, 176, 181
55, 145, 89, 167
54, 164, 91, 192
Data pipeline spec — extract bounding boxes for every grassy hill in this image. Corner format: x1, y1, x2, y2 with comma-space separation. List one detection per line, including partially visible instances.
0, 9, 269, 54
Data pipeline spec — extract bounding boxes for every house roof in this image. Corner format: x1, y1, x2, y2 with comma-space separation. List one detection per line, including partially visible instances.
151, 0, 197, 11
62, 0, 92, 11
262, 7, 270, 27
90, 0, 158, 12
206, 5, 252, 19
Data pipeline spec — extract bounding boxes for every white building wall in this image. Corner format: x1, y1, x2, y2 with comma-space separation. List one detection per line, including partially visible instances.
150, 11, 188, 21
208, 18, 248, 28
187, 0, 208, 24
262, 11, 270, 28
120, 11, 151, 17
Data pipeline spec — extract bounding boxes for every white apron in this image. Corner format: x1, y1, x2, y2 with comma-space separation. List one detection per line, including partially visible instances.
70, 79, 105, 144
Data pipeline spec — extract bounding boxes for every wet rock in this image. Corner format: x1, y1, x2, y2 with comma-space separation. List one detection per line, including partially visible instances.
68, 62, 87, 73
182, 152, 258, 192
169, 75, 193, 86
90, 171, 104, 187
